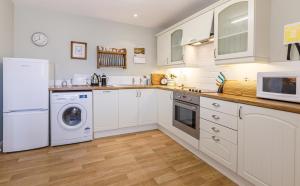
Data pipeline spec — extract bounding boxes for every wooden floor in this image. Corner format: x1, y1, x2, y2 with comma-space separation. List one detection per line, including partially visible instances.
0, 130, 237, 186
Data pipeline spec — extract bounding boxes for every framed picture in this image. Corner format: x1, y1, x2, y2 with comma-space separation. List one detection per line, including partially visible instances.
134, 48, 146, 64
71, 41, 87, 60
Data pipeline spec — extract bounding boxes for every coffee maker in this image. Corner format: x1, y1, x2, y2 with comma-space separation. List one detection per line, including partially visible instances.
101, 74, 108, 86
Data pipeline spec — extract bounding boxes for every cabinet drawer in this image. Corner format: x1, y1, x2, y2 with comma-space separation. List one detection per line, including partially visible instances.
200, 97, 238, 116
200, 107, 238, 130
200, 119, 237, 144
200, 129, 237, 172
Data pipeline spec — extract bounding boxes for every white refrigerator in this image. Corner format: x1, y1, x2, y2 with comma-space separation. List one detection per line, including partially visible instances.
3, 58, 49, 152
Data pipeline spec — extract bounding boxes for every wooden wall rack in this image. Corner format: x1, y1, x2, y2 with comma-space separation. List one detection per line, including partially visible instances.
97, 46, 127, 69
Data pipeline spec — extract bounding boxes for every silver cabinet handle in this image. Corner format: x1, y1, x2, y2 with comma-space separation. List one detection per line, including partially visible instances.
212, 103, 220, 107
212, 115, 220, 120
239, 106, 242, 119
211, 127, 220, 133
136, 90, 139, 97
103, 90, 112, 93
212, 136, 220, 142
214, 49, 216, 58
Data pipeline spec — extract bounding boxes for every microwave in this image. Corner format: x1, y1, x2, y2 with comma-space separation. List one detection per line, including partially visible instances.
257, 72, 300, 103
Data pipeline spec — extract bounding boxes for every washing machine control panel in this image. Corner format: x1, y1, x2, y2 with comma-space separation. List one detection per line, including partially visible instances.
52, 92, 90, 103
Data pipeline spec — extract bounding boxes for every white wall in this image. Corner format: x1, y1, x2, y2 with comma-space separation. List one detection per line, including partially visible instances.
0, 0, 14, 143
270, 0, 300, 62
163, 0, 300, 90
13, 4, 159, 81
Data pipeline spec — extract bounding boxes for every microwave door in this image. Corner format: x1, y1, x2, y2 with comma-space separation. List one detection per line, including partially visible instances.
262, 77, 297, 95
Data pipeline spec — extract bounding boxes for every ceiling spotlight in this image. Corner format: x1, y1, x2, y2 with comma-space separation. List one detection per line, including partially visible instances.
133, 14, 139, 18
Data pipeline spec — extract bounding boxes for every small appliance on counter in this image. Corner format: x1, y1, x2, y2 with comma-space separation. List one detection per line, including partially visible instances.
257, 72, 300, 103
101, 74, 108, 86
91, 73, 100, 86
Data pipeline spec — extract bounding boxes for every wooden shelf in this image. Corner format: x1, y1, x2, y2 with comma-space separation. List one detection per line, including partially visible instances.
97, 46, 127, 69
97, 50, 127, 55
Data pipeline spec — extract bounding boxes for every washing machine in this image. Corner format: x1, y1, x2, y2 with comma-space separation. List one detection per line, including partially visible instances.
50, 91, 93, 146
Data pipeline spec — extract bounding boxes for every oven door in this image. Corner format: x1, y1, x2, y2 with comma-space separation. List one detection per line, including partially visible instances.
173, 100, 199, 139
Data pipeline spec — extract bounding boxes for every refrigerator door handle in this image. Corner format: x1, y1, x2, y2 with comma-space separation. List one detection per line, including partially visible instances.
6, 108, 48, 113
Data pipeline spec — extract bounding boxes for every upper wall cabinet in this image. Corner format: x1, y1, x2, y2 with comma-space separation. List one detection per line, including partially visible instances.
157, 31, 171, 66
157, 28, 184, 66
214, 0, 270, 64
170, 29, 184, 64
182, 10, 214, 45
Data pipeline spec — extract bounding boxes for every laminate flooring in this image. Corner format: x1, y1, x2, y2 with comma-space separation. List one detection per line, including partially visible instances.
0, 130, 237, 186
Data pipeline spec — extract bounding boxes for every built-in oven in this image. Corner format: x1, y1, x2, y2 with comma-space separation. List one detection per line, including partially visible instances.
173, 91, 200, 139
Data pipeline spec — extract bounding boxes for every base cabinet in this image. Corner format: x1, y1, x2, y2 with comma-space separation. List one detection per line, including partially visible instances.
200, 129, 237, 172
157, 90, 173, 130
238, 104, 300, 186
93, 90, 119, 131
118, 90, 139, 128
139, 89, 157, 125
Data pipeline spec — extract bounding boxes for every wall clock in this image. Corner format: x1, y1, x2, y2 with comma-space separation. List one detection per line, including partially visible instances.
31, 32, 48, 47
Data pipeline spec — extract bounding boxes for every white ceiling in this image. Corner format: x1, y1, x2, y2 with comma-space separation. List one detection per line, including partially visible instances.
12, 0, 219, 28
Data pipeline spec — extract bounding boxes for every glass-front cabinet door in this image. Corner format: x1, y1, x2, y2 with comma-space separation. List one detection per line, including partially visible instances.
170, 29, 184, 64
214, 0, 253, 60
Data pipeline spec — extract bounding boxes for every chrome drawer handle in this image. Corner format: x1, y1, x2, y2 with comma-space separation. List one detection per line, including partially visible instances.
211, 127, 220, 133
212, 136, 220, 142
212, 115, 220, 120
212, 103, 220, 107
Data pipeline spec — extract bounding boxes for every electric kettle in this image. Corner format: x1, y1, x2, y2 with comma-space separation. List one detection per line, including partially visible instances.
91, 73, 100, 86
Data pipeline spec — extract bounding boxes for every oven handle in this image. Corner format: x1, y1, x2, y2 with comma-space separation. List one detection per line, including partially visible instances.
174, 101, 199, 111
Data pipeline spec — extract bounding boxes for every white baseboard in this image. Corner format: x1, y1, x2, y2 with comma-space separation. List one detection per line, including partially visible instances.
157, 125, 253, 186
94, 124, 158, 139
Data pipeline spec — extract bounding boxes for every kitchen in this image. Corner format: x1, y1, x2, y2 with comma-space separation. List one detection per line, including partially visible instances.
1, 0, 300, 186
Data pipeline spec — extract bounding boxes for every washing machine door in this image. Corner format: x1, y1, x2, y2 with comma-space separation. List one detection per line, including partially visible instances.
58, 104, 87, 130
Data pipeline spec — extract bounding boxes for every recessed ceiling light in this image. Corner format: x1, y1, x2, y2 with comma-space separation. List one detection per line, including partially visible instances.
133, 14, 139, 18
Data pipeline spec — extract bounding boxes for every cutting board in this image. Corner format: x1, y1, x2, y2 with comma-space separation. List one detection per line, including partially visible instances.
151, 74, 165, 85
223, 80, 257, 98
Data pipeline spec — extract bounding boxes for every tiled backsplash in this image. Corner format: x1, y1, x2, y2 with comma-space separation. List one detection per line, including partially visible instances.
51, 75, 149, 87
163, 43, 300, 91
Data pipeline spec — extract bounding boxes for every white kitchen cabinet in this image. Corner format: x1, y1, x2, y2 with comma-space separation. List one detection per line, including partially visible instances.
118, 90, 139, 128
157, 90, 173, 130
238, 104, 300, 186
182, 10, 214, 45
214, 0, 270, 64
170, 29, 184, 65
200, 129, 237, 172
138, 89, 157, 125
93, 90, 119, 132
157, 31, 171, 66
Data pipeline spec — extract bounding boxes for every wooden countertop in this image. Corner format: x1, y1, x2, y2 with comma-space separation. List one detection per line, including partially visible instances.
200, 93, 300, 114
48, 85, 187, 92
49, 85, 300, 114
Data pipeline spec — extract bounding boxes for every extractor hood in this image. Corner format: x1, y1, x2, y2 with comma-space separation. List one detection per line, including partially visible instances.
181, 10, 214, 46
